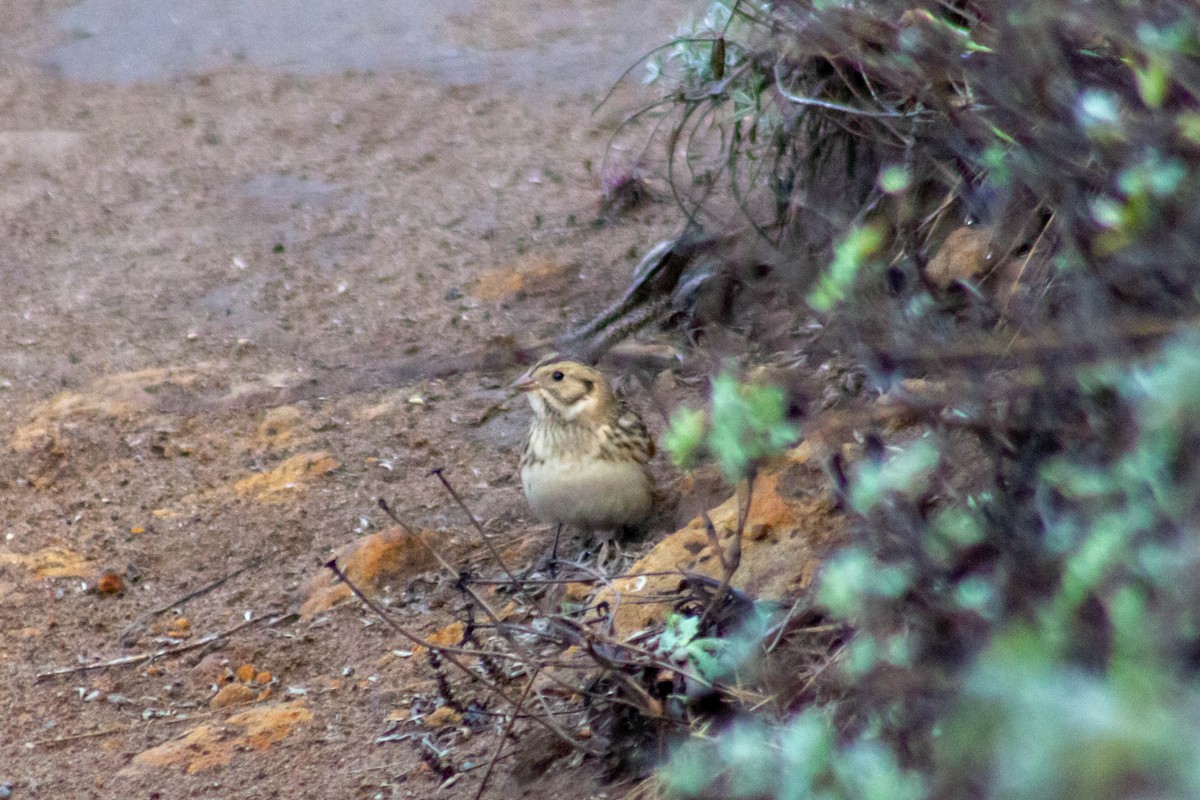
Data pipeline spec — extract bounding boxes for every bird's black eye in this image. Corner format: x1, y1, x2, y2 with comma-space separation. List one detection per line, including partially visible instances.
552, 370, 564, 381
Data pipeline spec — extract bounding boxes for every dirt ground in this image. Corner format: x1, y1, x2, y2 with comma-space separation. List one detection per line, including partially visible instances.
0, 3, 705, 797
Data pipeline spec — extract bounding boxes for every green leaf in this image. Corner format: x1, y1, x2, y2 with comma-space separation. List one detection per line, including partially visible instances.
879, 165, 911, 194
849, 438, 940, 514
1132, 59, 1169, 109
686, 637, 733, 681
664, 407, 708, 469
659, 613, 701, 658
808, 224, 884, 312
708, 372, 800, 480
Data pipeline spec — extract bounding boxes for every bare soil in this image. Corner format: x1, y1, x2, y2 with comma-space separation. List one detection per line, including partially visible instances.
0, 4, 696, 797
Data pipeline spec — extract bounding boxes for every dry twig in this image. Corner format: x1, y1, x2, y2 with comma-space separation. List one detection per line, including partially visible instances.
118, 557, 264, 646
699, 470, 754, 630
325, 555, 600, 758
37, 612, 286, 682
431, 468, 521, 586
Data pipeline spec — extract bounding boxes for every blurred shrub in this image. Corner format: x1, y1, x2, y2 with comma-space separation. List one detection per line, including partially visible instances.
647, 1, 1200, 798
644, 0, 1200, 334
662, 337, 1200, 800
665, 370, 799, 480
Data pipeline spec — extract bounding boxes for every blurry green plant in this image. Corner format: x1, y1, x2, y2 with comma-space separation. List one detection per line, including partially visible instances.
661, 710, 927, 800
846, 437, 939, 515
645, 1, 743, 89
657, 604, 774, 687
808, 224, 886, 313
664, 371, 800, 481
662, 332, 1200, 799
843, 333, 1200, 800
641, 0, 1200, 797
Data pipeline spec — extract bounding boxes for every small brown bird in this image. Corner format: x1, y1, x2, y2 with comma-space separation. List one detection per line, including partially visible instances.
514, 359, 657, 564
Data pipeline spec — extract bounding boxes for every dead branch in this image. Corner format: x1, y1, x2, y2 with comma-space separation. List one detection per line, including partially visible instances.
325, 558, 600, 758
473, 670, 540, 800
431, 468, 520, 586
37, 612, 286, 683
118, 557, 264, 647
699, 469, 753, 629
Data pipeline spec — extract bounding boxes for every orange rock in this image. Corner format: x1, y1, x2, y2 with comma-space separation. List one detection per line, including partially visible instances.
127, 723, 227, 774
251, 406, 306, 450
563, 577, 595, 604
424, 621, 466, 648
125, 700, 312, 775
235, 664, 257, 683
233, 451, 339, 503
255, 670, 272, 685
9, 367, 209, 453
593, 442, 846, 636
424, 706, 462, 728
228, 701, 313, 750
297, 526, 436, 618
210, 683, 257, 709
0, 546, 91, 578
96, 570, 125, 595
468, 255, 570, 301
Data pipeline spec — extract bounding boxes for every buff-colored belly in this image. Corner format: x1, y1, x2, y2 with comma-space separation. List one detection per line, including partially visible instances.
521, 457, 653, 529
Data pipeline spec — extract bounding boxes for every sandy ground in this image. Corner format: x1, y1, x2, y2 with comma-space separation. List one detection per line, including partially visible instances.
0, 3, 695, 797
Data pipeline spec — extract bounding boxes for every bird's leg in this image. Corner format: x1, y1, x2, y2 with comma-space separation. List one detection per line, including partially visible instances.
608, 540, 627, 571
596, 539, 612, 572
595, 532, 627, 574
549, 523, 563, 576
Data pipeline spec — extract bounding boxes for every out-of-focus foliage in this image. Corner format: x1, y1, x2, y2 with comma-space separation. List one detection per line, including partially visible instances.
656, 604, 774, 686
643, 0, 1200, 346
664, 339, 1200, 800
662, 711, 925, 800
665, 371, 799, 480
643, 1, 1200, 798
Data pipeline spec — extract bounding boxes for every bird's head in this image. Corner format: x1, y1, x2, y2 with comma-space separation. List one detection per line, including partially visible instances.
512, 360, 611, 422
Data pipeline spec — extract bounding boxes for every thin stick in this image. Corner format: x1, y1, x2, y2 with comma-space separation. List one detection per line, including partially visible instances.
765, 598, 803, 653
29, 706, 228, 747
430, 468, 520, 586
999, 211, 1053, 316
378, 499, 624, 722
325, 559, 599, 756
37, 613, 282, 682
28, 725, 129, 747
466, 568, 681, 586
322, 561, 538, 664
701, 512, 730, 574
118, 557, 264, 646
379, 499, 459, 576
699, 470, 753, 629
474, 670, 539, 800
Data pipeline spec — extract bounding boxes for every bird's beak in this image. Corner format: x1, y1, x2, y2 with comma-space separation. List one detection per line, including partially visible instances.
511, 372, 536, 392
